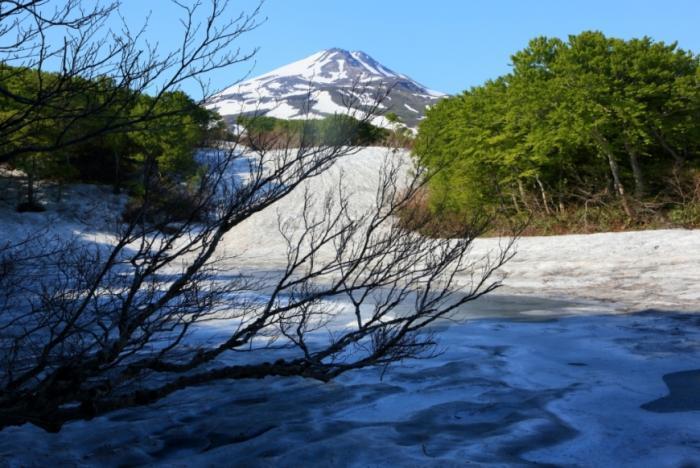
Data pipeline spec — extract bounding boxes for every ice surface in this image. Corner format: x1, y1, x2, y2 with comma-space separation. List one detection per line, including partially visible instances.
3, 312, 699, 466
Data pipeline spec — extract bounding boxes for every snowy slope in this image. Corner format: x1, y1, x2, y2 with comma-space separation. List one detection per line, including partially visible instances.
214, 148, 700, 314
206, 48, 445, 129
2, 149, 700, 465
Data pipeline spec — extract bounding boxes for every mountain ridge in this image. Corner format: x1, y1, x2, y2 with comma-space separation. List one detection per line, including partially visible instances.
205, 48, 446, 129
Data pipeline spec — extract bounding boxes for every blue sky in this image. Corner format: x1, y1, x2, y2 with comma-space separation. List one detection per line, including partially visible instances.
119, 0, 700, 96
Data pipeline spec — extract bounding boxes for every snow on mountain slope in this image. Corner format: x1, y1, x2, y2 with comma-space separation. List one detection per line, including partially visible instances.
206, 48, 446, 129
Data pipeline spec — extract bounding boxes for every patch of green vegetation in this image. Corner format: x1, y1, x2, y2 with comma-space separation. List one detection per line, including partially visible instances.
413, 31, 700, 235
237, 114, 390, 147
0, 64, 224, 211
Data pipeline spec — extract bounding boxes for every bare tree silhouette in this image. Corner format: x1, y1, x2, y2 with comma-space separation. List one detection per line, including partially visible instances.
0, 0, 514, 432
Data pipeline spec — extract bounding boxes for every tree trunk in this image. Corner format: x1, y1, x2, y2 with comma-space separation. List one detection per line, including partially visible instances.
605, 149, 634, 219
593, 131, 634, 219
535, 175, 552, 216
624, 140, 645, 199
510, 190, 521, 214
517, 179, 531, 212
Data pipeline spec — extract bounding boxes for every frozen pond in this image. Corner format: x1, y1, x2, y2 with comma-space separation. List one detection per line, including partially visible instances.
3, 304, 699, 466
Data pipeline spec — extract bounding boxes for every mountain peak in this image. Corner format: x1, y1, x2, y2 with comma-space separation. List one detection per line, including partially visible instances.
322, 47, 368, 56
207, 49, 446, 129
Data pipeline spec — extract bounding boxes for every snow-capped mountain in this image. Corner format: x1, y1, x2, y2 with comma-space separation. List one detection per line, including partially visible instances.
206, 48, 445, 129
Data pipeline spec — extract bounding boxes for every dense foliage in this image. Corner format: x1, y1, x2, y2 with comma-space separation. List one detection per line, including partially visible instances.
414, 32, 700, 233
0, 64, 219, 209
237, 114, 390, 148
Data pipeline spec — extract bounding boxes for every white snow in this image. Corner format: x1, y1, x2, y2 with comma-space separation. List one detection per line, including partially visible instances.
1, 148, 700, 465
478, 228, 700, 312
369, 115, 395, 129
262, 101, 304, 120
208, 95, 266, 117
350, 51, 386, 77
219, 51, 330, 95
254, 50, 336, 84
336, 58, 346, 79
240, 49, 405, 85
424, 87, 447, 98
206, 49, 446, 130
312, 90, 348, 114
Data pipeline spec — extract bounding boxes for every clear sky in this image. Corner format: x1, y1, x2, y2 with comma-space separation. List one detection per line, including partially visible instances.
118, 0, 700, 96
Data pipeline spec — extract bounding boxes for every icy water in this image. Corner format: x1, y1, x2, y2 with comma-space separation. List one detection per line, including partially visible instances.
3, 303, 700, 467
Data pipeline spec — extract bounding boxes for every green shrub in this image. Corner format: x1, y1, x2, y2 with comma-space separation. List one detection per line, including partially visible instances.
668, 204, 700, 227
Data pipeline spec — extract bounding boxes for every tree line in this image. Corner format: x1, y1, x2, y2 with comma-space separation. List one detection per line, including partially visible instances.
413, 32, 700, 234
1, 64, 227, 211
236, 113, 389, 148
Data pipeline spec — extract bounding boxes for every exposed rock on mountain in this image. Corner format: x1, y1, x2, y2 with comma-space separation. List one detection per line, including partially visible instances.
206, 48, 445, 129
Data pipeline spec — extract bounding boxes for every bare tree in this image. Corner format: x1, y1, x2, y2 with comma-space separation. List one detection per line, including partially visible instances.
0, 1, 514, 432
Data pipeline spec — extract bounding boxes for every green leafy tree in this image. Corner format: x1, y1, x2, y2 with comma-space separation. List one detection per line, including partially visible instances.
414, 31, 700, 231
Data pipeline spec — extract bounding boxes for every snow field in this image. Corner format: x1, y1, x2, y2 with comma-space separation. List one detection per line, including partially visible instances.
1, 147, 699, 466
